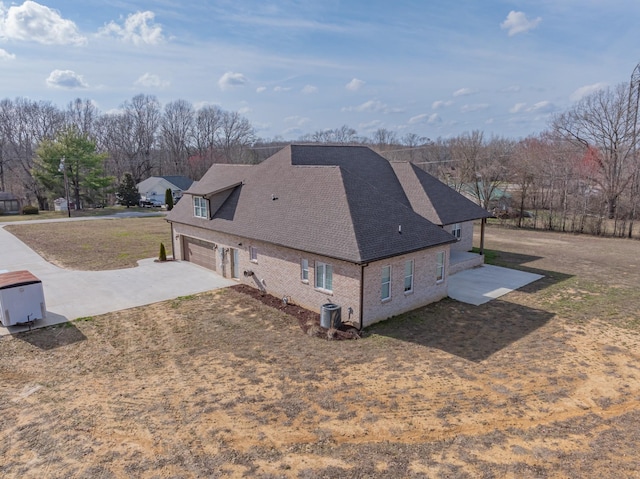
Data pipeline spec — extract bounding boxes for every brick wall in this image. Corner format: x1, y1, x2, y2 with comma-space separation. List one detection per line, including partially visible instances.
173, 223, 362, 321
444, 221, 475, 252
361, 246, 450, 327
173, 224, 451, 328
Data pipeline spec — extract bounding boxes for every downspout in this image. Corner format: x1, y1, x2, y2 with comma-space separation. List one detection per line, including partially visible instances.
480, 218, 486, 256
358, 263, 368, 331
170, 222, 176, 260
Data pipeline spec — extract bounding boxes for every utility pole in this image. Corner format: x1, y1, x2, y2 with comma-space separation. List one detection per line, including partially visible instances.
58, 157, 71, 218
627, 64, 640, 238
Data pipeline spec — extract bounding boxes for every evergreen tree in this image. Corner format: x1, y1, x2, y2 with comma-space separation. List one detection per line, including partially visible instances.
165, 188, 174, 211
117, 173, 141, 208
33, 127, 113, 209
159, 242, 167, 261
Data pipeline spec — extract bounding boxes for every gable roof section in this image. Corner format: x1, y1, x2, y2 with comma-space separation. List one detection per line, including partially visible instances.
167, 145, 458, 264
159, 176, 194, 191
137, 176, 194, 192
391, 162, 491, 225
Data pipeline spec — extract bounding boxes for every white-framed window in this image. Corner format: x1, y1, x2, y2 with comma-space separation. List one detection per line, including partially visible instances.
249, 246, 258, 262
315, 262, 333, 292
381, 265, 391, 301
452, 223, 461, 240
301, 259, 309, 282
193, 196, 208, 218
404, 260, 414, 293
436, 251, 445, 283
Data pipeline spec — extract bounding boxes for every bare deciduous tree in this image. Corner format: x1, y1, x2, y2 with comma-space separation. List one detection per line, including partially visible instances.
553, 83, 637, 220
218, 110, 255, 163
66, 98, 99, 138
160, 99, 194, 175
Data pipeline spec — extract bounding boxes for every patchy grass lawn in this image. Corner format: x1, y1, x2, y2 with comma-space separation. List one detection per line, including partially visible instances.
5, 217, 172, 270
1, 225, 639, 477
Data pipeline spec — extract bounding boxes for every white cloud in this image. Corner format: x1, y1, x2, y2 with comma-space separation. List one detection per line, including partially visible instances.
342, 99, 404, 114
509, 102, 527, 113
134, 73, 169, 89
345, 78, 365, 91
461, 103, 489, 113
432, 100, 453, 109
218, 71, 247, 90
343, 99, 382, 112
453, 87, 476, 97
358, 120, 383, 131
100, 11, 164, 46
527, 100, 555, 113
428, 113, 441, 124
0, 48, 15, 60
0, 1, 86, 45
570, 82, 607, 102
274, 86, 292, 92
282, 126, 303, 136
256, 86, 267, 93
46, 69, 88, 89
302, 84, 318, 94
284, 115, 310, 126
238, 106, 252, 115
501, 11, 542, 36
408, 113, 428, 124
503, 85, 521, 93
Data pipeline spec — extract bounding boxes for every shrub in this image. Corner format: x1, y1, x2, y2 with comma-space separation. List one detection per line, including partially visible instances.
159, 242, 167, 261
165, 188, 174, 211
21, 205, 39, 215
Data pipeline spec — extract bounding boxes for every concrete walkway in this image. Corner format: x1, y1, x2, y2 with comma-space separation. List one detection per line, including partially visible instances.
448, 264, 543, 306
0, 219, 234, 336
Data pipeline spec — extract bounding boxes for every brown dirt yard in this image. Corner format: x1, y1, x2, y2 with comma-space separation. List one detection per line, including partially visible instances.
1, 225, 640, 478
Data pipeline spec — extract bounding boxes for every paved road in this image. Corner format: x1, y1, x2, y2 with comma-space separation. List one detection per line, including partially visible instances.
0, 215, 234, 336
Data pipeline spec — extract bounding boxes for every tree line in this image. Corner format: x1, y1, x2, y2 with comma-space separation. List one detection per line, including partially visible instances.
1, 84, 639, 238
0, 95, 256, 210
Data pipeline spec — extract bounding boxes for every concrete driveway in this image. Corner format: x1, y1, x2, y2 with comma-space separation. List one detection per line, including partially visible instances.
448, 264, 543, 306
0, 220, 234, 336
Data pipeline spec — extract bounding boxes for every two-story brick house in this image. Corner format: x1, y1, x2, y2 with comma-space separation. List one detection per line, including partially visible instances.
166, 144, 491, 328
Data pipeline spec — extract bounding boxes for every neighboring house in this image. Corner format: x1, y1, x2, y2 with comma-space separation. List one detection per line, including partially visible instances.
0, 192, 20, 215
166, 145, 491, 328
137, 176, 194, 205
461, 182, 512, 211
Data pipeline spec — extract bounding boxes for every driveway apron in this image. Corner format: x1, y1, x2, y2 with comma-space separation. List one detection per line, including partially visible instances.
0, 224, 234, 335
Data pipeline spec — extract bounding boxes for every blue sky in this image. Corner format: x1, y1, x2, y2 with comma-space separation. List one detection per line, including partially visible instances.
1, 1, 640, 141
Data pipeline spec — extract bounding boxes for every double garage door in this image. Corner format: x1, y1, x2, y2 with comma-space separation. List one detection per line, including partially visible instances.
182, 237, 216, 270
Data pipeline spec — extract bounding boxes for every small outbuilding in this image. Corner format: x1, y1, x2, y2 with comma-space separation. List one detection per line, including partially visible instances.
0, 191, 21, 215
0, 270, 46, 326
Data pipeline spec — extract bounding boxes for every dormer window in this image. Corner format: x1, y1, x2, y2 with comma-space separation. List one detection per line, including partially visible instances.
193, 196, 208, 218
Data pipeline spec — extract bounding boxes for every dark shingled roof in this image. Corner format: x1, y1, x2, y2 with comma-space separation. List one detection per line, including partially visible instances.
390, 161, 492, 225
160, 176, 194, 191
167, 145, 490, 264
0, 191, 19, 201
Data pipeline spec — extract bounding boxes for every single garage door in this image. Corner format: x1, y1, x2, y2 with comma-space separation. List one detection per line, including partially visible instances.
183, 237, 216, 270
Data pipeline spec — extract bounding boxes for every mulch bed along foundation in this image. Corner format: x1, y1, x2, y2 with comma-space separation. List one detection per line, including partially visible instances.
229, 284, 361, 340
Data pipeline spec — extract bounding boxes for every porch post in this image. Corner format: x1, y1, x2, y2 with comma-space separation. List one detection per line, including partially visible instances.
480, 218, 486, 255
